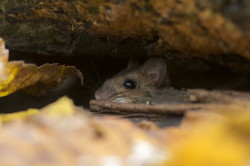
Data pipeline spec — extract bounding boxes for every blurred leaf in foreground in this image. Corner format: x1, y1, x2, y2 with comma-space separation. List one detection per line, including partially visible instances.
0, 38, 83, 97
0, 97, 75, 124
1, 97, 250, 166
164, 108, 250, 166
0, 97, 168, 166
0, 109, 39, 123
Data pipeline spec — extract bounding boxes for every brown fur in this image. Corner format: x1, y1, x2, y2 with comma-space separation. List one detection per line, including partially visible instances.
95, 58, 169, 103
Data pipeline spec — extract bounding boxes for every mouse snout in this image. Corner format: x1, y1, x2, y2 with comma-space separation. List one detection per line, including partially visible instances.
95, 89, 110, 101
95, 90, 101, 100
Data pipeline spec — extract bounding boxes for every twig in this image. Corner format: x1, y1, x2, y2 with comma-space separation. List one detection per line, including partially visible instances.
90, 100, 213, 114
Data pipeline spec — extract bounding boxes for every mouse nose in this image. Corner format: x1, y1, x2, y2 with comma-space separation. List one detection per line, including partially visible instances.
95, 89, 110, 101
95, 89, 105, 101
95, 91, 101, 100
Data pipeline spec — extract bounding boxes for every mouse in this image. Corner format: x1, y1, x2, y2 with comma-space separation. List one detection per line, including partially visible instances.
95, 58, 189, 104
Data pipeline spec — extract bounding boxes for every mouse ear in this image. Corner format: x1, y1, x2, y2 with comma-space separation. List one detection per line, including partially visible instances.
142, 58, 167, 87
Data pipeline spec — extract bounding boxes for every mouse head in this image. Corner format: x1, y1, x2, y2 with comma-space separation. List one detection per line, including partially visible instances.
95, 58, 169, 103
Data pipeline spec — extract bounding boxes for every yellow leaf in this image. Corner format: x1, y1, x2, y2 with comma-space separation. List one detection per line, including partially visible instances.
0, 38, 83, 97
0, 109, 39, 123
40, 96, 75, 117
0, 97, 75, 123
164, 111, 250, 166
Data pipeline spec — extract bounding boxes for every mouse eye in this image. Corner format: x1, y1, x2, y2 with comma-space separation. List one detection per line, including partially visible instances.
123, 79, 136, 89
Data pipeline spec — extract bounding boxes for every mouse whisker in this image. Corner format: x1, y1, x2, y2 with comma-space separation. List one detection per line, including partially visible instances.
82, 84, 96, 91
89, 57, 102, 85
90, 82, 101, 89
82, 89, 96, 93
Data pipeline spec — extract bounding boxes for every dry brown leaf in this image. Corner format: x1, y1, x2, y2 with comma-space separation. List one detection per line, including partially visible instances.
0, 38, 83, 97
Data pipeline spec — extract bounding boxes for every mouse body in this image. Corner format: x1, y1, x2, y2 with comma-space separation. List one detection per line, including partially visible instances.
95, 58, 178, 104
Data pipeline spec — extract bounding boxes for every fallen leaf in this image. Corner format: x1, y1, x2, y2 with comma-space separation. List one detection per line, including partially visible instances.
1, 96, 250, 166
0, 38, 83, 97
0, 97, 168, 166
0, 109, 39, 123
0, 97, 75, 123
164, 109, 250, 166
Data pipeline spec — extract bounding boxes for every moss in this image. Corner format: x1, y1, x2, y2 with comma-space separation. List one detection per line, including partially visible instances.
142, 5, 159, 16
0, 0, 249, 74
87, 6, 99, 15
